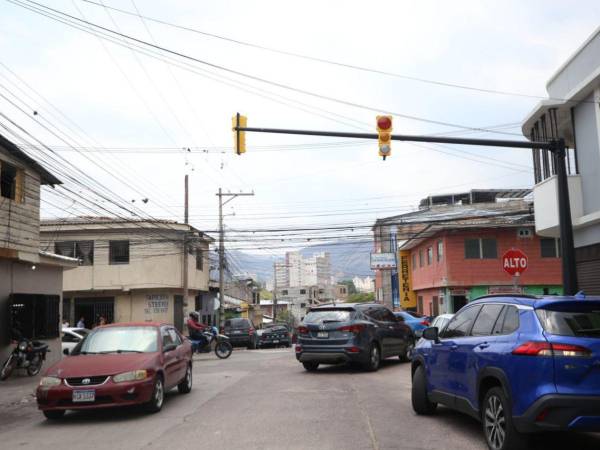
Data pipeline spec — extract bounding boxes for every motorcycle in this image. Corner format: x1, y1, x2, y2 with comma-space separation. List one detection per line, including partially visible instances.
1, 338, 49, 380
191, 326, 233, 359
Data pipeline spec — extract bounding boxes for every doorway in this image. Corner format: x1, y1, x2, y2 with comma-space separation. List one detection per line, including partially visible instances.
74, 297, 114, 329
452, 296, 468, 313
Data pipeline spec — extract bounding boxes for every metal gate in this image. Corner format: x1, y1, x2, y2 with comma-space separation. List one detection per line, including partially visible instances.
74, 297, 114, 328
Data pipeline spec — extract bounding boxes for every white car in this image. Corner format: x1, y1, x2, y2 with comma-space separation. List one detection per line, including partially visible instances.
61, 327, 90, 354
429, 313, 454, 333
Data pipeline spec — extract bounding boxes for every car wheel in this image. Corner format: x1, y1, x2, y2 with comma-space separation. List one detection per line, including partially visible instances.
364, 343, 380, 372
247, 338, 257, 350
482, 387, 528, 450
411, 365, 437, 415
302, 362, 319, 372
0, 355, 16, 381
400, 339, 415, 363
177, 364, 192, 394
146, 375, 164, 413
43, 410, 65, 420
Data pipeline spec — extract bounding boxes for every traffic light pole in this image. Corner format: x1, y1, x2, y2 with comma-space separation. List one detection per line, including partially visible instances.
235, 123, 578, 295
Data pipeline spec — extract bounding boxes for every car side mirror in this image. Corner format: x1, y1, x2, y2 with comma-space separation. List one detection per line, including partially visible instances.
163, 343, 177, 353
422, 327, 440, 343
63, 348, 70, 356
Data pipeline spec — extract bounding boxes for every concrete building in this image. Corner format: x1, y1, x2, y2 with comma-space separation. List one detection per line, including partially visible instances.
353, 276, 375, 293
522, 26, 600, 294
0, 134, 78, 365
373, 190, 562, 313
286, 251, 302, 287
40, 218, 213, 333
274, 261, 289, 288
302, 252, 332, 287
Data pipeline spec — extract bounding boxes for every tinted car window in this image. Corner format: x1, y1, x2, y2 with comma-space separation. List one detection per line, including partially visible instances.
502, 306, 520, 334
365, 307, 386, 321
471, 304, 504, 336
378, 308, 396, 322
442, 306, 481, 338
304, 309, 353, 324
61, 332, 79, 343
491, 307, 507, 335
536, 307, 600, 337
168, 328, 182, 345
229, 318, 250, 329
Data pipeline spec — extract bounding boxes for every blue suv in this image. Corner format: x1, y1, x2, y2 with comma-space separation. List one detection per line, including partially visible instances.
411, 295, 600, 450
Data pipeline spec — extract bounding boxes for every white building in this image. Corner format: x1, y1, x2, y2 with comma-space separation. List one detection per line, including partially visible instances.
353, 276, 375, 293
301, 252, 331, 287
286, 251, 302, 287
274, 261, 289, 288
522, 26, 600, 294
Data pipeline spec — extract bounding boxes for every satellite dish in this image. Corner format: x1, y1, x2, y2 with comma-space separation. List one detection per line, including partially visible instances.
213, 299, 220, 310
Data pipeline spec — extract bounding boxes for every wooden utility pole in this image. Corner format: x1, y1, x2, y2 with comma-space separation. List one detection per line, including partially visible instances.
216, 189, 254, 328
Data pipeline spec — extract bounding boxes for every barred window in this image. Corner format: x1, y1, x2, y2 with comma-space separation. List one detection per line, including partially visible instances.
109, 240, 129, 264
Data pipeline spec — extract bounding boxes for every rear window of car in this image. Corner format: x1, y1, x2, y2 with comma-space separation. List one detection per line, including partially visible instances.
536, 308, 600, 337
303, 309, 353, 324
227, 319, 250, 329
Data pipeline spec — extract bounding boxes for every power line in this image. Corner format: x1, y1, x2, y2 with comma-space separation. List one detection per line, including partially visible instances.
78, 0, 599, 106
10, 0, 525, 136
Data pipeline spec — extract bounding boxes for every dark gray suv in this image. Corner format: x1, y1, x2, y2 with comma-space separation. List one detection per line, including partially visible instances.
295, 303, 414, 372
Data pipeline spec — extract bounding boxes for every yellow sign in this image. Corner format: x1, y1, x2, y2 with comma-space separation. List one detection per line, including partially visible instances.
399, 250, 417, 309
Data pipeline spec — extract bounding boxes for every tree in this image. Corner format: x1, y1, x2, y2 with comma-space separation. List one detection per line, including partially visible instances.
348, 292, 374, 303
339, 279, 357, 295
276, 309, 297, 327
260, 289, 272, 300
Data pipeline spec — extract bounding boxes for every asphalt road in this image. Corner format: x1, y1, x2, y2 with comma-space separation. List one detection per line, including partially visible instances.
1, 348, 599, 450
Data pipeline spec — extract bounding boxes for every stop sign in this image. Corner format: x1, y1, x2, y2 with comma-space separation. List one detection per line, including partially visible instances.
502, 249, 528, 276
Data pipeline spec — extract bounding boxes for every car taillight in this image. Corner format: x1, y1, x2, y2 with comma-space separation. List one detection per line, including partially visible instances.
347, 346, 360, 353
420, 320, 430, 326
295, 345, 302, 353
512, 341, 591, 357
338, 324, 365, 334
297, 326, 309, 335
249, 329, 254, 335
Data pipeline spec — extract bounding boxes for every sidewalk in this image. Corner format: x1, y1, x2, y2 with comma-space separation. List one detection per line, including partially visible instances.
0, 372, 40, 408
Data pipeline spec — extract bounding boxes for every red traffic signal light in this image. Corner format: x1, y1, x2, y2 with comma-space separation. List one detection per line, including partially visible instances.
377, 115, 392, 131
376, 115, 393, 159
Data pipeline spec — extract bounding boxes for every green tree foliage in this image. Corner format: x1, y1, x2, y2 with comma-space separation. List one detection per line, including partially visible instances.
348, 292, 375, 303
260, 289, 273, 300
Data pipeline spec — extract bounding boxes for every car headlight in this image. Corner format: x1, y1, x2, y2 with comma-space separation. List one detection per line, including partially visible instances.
18, 341, 28, 351
112, 370, 148, 383
39, 376, 62, 387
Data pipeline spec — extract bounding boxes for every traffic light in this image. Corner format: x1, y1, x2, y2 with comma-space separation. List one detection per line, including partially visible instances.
232, 113, 247, 154
376, 115, 393, 160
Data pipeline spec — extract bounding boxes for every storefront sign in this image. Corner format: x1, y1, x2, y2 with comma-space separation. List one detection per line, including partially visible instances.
145, 294, 169, 314
488, 286, 523, 295
450, 288, 468, 296
398, 250, 417, 309
370, 252, 397, 269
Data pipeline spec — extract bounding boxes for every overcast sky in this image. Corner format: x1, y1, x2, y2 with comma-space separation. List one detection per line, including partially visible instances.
1, 0, 599, 259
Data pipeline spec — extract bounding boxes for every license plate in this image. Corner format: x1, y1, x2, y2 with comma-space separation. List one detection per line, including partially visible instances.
72, 390, 95, 403
272, 340, 279, 343
317, 332, 328, 338
232, 330, 241, 334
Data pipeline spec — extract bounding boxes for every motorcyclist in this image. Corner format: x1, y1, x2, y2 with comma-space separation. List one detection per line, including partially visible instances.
186, 312, 208, 352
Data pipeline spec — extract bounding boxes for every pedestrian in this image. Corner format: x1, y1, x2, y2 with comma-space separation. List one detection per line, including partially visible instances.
62, 319, 69, 328
76, 316, 85, 328
98, 316, 107, 326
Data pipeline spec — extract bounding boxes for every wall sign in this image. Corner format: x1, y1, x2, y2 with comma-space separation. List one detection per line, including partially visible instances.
399, 250, 417, 309
145, 294, 169, 314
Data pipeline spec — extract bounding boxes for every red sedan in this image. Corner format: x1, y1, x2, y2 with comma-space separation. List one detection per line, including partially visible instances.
36, 322, 192, 420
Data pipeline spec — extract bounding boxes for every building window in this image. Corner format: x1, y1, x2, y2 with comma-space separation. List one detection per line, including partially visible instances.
0, 160, 24, 202
109, 240, 129, 264
54, 241, 94, 265
517, 228, 533, 239
412, 253, 416, 270
427, 247, 433, 265
465, 238, 497, 259
9, 294, 60, 339
419, 249, 424, 267
196, 248, 203, 270
541, 238, 561, 258
300, 303, 306, 308
299, 289, 306, 294
437, 240, 443, 262
281, 290, 288, 295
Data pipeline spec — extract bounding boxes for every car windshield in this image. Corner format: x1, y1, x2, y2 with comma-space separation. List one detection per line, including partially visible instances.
406, 311, 425, 318
536, 308, 600, 337
74, 329, 89, 337
303, 309, 353, 324
78, 326, 158, 354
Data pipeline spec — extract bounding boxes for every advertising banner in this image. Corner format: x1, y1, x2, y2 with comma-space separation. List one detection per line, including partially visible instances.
399, 250, 417, 309
370, 252, 397, 269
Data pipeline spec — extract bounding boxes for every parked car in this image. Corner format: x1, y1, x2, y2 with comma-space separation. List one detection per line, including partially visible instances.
223, 318, 258, 349
411, 295, 600, 450
393, 311, 431, 337
428, 314, 453, 334
61, 327, 90, 355
295, 303, 414, 372
36, 322, 193, 420
259, 325, 291, 348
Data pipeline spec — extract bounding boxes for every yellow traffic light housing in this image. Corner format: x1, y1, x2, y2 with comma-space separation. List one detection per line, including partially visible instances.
377, 115, 393, 160
232, 113, 247, 154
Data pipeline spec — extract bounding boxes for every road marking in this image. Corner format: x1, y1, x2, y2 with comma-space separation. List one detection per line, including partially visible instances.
349, 380, 380, 450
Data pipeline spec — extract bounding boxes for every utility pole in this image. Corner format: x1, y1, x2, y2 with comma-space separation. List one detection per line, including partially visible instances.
217, 189, 254, 328
183, 174, 189, 317
273, 261, 277, 323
